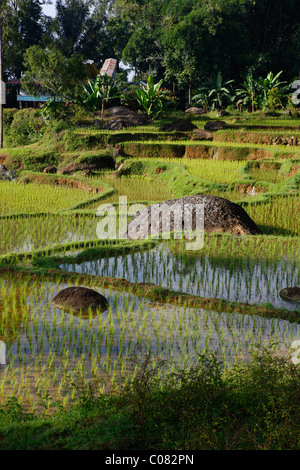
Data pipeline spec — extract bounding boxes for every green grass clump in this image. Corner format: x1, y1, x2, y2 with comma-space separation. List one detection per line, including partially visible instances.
0, 146, 59, 172
62, 129, 108, 151
249, 168, 286, 184
119, 159, 226, 198
58, 149, 115, 171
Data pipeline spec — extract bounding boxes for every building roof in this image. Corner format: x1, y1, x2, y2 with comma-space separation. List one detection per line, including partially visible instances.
84, 60, 99, 79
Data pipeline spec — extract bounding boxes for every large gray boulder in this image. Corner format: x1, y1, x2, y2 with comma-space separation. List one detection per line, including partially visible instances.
204, 121, 227, 131
124, 195, 261, 239
105, 106, 149, 129
52, 287, 109, 315
192, 129, 213, 141
159, 119, 198, 132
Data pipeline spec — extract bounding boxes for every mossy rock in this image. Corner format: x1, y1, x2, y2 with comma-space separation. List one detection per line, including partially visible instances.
52, 287, 109, 316
125, 195, 261, 239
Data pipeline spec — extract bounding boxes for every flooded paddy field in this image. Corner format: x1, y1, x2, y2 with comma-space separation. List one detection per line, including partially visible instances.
60, 244, 299, 311
0, 276, 299, 411
0, 214, 99, 254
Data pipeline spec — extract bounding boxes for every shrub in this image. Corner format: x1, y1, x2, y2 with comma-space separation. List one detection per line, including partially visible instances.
41, 99, 79, 121
4, 148, 59, 172
5, 108, 45, 147
62, 129, 107, 151
3, 108, 19, 131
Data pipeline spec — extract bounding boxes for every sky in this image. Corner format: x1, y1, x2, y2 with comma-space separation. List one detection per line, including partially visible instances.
42, 2, 56, 18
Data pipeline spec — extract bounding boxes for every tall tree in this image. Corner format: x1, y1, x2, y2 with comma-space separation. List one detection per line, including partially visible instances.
2, 0, 47, 80
22, 45, 87, 113
55, 0, 89, 57
113, 0, 300, 103
115, 0, 164, 79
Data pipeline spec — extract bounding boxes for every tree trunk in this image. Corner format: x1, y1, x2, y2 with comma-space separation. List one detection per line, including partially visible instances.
0, 20, 3, 149
53, 95, 57, 119
101, 95, 104, 123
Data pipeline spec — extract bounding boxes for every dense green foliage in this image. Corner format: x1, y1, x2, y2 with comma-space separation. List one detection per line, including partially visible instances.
2, 0, 300, 109
22, 45, 87, 104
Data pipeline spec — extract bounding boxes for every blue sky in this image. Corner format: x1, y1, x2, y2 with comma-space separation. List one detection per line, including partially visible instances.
42, 2, 56, 18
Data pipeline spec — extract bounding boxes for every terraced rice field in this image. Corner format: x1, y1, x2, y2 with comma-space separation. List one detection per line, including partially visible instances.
0, 113, 299, 413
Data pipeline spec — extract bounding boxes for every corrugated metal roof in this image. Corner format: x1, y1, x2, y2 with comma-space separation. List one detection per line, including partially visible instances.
100, 58, 117, 78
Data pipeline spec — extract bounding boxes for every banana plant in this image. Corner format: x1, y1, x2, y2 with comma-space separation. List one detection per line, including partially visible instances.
81, 73, 120, 112
259, 71, 286, 107
135, 74, 167, 119
234, 72, 260, 112
207, 72, 234, 110
193, 72, 234, 111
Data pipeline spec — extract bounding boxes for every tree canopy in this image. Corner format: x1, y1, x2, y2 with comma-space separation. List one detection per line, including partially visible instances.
0, 0, 299, 105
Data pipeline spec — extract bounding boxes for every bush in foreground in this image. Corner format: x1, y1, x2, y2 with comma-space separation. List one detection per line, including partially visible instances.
0, 350, 299, 450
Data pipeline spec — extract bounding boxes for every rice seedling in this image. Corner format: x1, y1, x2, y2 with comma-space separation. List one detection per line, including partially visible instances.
0, 214, 102, 255
121, 138, 300, 154
0, 115, 299, 420
244, 195, 300, 236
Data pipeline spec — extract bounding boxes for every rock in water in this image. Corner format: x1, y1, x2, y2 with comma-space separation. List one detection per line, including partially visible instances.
124, 195, 261, 239
52, 287, 109, 315
279, 287, 300, 303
